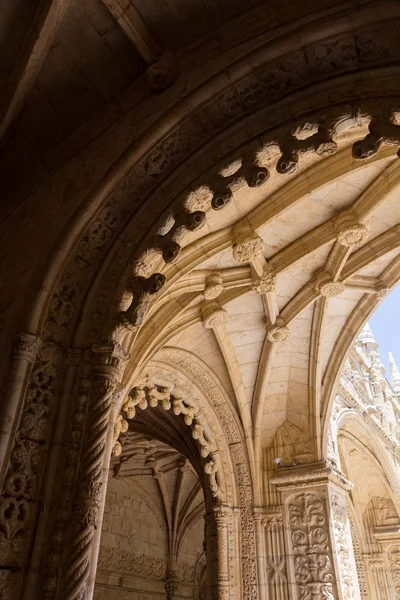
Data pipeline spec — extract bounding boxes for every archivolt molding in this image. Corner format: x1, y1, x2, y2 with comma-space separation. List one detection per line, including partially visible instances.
148, 348, 259, 600
115, 376, 224, 502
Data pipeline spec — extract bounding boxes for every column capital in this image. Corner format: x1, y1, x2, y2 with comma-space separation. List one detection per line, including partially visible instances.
92, 342, 130, 381
271, 461, 353, 493
213, 502, 234, 522
11, 332, 42, 362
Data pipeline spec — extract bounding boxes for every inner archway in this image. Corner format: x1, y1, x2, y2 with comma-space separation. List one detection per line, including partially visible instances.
94, 403, 211, 600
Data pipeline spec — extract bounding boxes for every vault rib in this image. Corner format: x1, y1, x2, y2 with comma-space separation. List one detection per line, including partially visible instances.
0, 0, 70, 139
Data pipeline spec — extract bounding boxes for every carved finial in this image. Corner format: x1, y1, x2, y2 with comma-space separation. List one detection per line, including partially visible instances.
357, 322, 378, 347
252, 263, 276, 294
389, 352, 400, 393
204, 273, 224, 300
232, 222, 264, 263
266, 317, 290, 342
202, 301, 227, 329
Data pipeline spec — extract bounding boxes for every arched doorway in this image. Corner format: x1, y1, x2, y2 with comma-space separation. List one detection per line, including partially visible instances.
94, 420, 208, 600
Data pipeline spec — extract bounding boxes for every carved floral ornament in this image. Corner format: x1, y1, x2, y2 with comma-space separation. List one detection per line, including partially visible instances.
113, 379, 222, 498
117, 109, 400, 337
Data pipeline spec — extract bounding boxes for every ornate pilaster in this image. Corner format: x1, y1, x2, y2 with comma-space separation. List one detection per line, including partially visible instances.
61, 342, 129, 600
211, 504, 233, 600
253, 508, 267, 600
272, 462, 360, 600
261, 506, 288, 600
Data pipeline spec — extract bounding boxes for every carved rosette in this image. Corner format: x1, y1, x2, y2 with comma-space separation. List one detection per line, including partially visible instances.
202, 302, 228, 329
120, 380, 221, 498
315, 271, 345, 298
62, 343, 129, 600
266, 318, 290, 343
335, 212, 369, 248
375, 283, 389, 299
232, 223, 264, 264
252, 263, 276, 294
204, 273, 224, 300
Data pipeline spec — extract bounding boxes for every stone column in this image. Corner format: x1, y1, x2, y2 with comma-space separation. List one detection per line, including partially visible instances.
207, 504, 234, 600
0, 333, 42, 598
60, 342, 129, 600
0, 333, 42, 483
271, 462, 360, 600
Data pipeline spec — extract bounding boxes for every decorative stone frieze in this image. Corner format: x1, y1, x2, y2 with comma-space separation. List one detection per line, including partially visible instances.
289, 492, 336, 600
331, 493, 360, 600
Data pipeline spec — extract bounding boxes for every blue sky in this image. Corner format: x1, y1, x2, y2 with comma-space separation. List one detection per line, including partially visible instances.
369, 284, 400, 375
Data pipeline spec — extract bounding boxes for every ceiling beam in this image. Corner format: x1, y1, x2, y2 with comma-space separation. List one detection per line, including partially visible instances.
101, 0, 162, 64
0, 0, 70, 139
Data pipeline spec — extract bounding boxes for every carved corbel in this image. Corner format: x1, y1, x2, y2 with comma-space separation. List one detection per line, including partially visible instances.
209, 155, 269, 210
155, 209, 206, 262
352, 116, 400, 160
232, 222, 264, 264
276, 125, 338, 174
118, 272, 166, 330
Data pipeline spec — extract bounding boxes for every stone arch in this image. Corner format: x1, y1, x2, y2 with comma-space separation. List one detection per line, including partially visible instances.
3, 6, 400, 600
336, 411, 400, 508
334, 415, 400, 598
